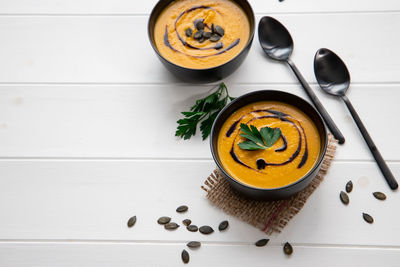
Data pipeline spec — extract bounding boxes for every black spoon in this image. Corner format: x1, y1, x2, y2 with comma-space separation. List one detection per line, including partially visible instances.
314, 48, 398, 190
258, 16, 345, 144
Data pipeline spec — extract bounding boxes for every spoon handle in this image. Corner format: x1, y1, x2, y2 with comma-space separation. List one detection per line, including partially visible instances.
341, 95, 398, 190
286, 59, 345, 144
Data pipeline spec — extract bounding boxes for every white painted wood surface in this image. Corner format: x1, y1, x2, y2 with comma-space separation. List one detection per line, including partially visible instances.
0, 0, 399, 266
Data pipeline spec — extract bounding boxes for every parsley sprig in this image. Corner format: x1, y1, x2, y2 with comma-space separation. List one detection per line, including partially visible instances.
176, 82, 235, 140
238, 123, 281, 150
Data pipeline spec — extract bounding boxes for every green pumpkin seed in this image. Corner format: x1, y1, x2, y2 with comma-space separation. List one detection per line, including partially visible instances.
346, 180, 353, 193
127, 215, 136, 228
194, 19, 204, 30
157, 216, 171, 225
255, 239, 269, 247
203, 31, 211, 39
218, 220, 229, 231
199, 225, 214, 235
340, 191, 349, 205
193, 31, 203, 40
176, 205, 188, 213
283, 242, 293, 255
187, 225, 198, 232
214, 25, 224, 36
164, 222, 179, 230
181, 249, 190, 264
182, 219, 192, 227
210, 34, 221, 42
373, 192, 386, 200
363, 213, 374, 224
198, 37, 205, 43
187, 241, 201, 248
185, 28, 193, 37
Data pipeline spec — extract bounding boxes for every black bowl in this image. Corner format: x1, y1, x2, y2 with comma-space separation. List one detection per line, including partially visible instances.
210, 90, 328, 200
148, 0, 255, 83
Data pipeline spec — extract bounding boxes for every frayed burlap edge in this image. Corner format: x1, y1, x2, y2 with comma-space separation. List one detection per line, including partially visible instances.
201, 134, 337, 235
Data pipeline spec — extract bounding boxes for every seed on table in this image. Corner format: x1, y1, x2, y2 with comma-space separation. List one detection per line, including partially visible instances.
363, 213, 374, 224
255, 239, 269, 247
182, 219, 192, 227
218, 220, 229, 231
176, 205, 188, 213
185, 28, 193, 37
373, 192, 386, 200
340, 191, 349, 205
157, 216, 171, 225
199, 225, 214, 235
346, 180, 353, 193
283, 242, 293, 255
214, 25, 225, 36
181, 249, 190, 264
164, 222, 180, 230
127, 215, 136, 228
187, 241, 201, 249
187, 225, 198, 232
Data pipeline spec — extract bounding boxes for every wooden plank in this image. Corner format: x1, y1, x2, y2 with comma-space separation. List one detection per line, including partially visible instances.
0, 160, 398, 245
0, 13, 400, 84
0, 84, 397, 160
0, 0, 398, 14
0, 242, 399, 267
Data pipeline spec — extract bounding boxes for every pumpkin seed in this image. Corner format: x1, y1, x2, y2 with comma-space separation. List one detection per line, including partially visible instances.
283, 242, 293, 255
176, 205, 188, 213
218, 220, 229, 231
185, 28, 193, 37
187, 241, 201, 248
363, 213, 374, 224
211, 23, 215, 33
187, 225, 198, 232
340, 191, 349, 205
346, 180, 353, 193
194, 19, 204, 30
198, 37, 205, 43
203, 31, 211, 39
214, 25, 225, 36
127, 215, 137, 228
255, 239, 269, 247
373, 192, 386, 200
193, 31, 203, 40
210, 34, 221, 42
199, 225, 214, 235
181, 249, 190, 264
182, 219, 192, 227
157, 216, 171, 225
164, 222, 179, 230
214, 42, 223, 50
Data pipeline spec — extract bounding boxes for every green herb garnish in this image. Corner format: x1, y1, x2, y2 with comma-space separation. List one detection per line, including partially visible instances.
175, 83, 235, 140
238, 123, 281, 150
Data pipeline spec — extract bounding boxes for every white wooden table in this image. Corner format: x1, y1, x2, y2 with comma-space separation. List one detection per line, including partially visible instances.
0, 0, 399, 265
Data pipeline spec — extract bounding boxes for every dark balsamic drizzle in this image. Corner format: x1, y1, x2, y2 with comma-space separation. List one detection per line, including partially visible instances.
230, 147, 251, 168
275, 134, 287, 152
226, 119, 241, 137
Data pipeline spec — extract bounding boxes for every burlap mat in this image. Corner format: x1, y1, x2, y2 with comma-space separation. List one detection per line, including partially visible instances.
201, 134, 337, 235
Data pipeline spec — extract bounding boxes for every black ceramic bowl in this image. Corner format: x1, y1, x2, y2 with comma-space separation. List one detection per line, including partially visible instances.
210, 90, 328, 200
148, 0, 255, 83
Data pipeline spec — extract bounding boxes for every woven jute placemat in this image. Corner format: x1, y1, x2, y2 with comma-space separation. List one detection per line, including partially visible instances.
201, 134, 337, 235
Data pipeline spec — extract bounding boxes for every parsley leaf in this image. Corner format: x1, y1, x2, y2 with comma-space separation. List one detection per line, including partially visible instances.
175, 83, 235, 140
238, 123, 281, 150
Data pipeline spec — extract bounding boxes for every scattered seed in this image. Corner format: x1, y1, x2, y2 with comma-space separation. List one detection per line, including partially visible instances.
214, 42, 223, 50
340, 191, 349, 205
203, 31, 211, 39
157, 216, 171, 225
210, 34, 221, 42
346, 180, 353, 193
187, 225, 198, 232
185, 28, 193, 37
182, 219, 192, 227
127, 215, 136, 228
218, 220, 229, 231
176, 205, 188, 213
187, 241, 201, 249
214, 25, 225, 36
283, 242, 293, 255
255, 239, 269, 247
164, 222, 180, 230
181, 249, 190, 264
193, 31, 203, 40
363, 213, 374, 224
199, 225, 214, 235
194, 19, 205, 30
198, 37, 205, 43
373, 192, 386, 200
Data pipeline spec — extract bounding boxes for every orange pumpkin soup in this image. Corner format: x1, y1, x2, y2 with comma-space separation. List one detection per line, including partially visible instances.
154, 0, 250, 69
217, 101, 321, 188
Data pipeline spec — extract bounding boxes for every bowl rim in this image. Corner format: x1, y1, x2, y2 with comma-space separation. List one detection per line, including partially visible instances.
147, 0, 256, 71
210, 89, 329, 192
